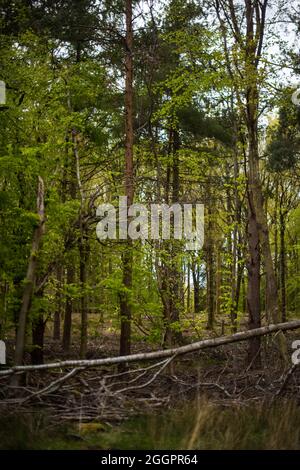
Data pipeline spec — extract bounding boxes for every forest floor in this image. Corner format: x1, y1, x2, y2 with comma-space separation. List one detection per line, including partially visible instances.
1, 317, 300, 449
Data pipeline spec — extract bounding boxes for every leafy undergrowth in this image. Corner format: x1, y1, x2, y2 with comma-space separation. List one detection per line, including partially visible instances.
1, 398, 300, 450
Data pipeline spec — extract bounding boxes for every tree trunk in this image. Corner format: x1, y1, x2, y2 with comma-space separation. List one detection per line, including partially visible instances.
62, 265, 74, 352
14, 176, 45, 368
216, 0, 283, 362
246, 195, 261, 367
215, 247, 221, 317
192, 263, 201, 314
274, 179, 279, 281
53, 265, 62, 340
73, 127, 90, 360
166, 128, 184, 345
231, 132, 241, 332
206, 203, 214, 329
31, 310, 45, 365
279, 210, 287, 322
234, 260, 244, 326
120, 246, 132, 356
79, 238, 89, 358
120, 0, 134, 358
187, 261, 191, 312
244, 0, 279, 325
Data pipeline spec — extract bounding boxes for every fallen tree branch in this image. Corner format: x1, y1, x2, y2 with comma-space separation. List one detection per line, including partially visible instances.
108, 358, 177, 388
172, 375, 232, 398
20, 367, 85, 404
273, 363, 299, 401
1, 320, 300, 377
113, 356, 175, 394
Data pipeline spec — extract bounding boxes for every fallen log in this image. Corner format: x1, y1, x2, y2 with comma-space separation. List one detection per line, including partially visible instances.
1, 320, 300, 377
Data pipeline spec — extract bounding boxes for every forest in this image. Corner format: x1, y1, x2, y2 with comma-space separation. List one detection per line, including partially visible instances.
0, 0, 300, 452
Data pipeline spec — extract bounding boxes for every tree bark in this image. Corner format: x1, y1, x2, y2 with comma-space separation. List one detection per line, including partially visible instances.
279, 209, 287, 322
120, 0, 134, 358
191, 262, 201, 314
53, 265, 62, 340
206, 202, 214, 329
187, 261, 191, 312
13, 176, 45, 368
31, 306, 45, 365
246, 195, 261, 367
62, 265, 74, 352
79, 238, 89, 358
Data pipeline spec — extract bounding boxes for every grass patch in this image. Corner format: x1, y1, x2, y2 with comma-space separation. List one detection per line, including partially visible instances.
1, 399, 300, 450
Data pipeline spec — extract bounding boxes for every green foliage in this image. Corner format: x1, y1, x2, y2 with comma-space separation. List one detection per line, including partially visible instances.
0, 0, 299, 363
267, 89, 300, 171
